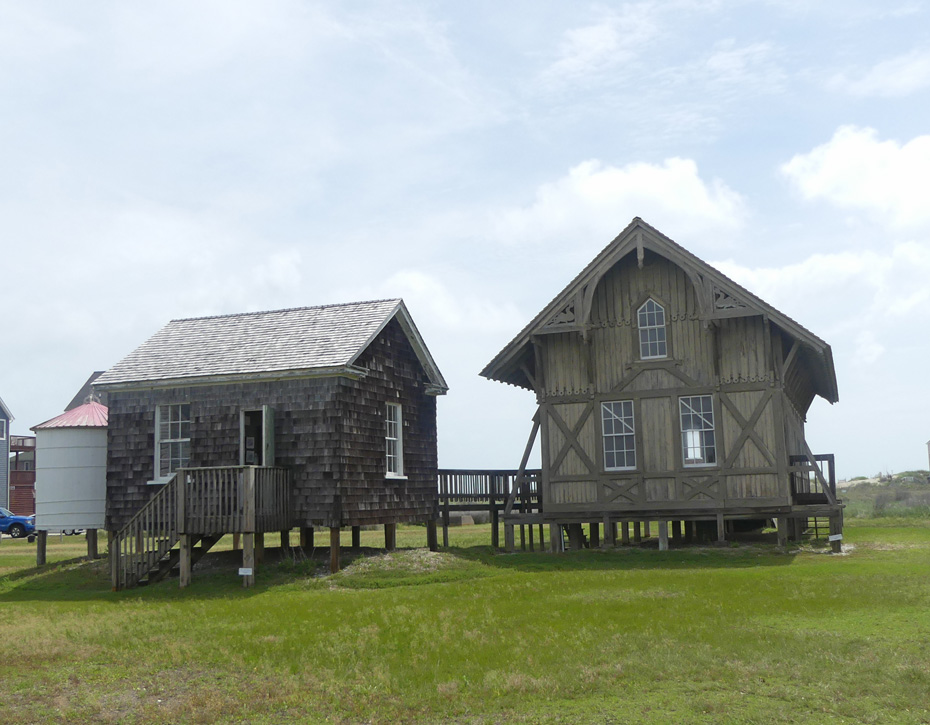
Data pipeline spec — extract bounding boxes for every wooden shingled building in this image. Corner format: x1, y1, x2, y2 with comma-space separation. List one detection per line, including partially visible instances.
482, 218, 843, 551
94, 299, 447, 588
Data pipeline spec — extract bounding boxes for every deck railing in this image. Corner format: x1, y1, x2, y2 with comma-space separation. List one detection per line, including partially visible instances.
178, 466, 289, 535
789, 453, 836, 503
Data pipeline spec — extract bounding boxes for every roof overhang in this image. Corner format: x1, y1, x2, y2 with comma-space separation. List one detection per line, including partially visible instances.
481, 217, 838, 404
348, 299, 449, 395
93, 365, 371, 393
0, 395, 12, 421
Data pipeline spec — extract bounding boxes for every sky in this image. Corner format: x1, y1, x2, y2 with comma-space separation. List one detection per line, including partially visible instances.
2, 1, 930, 479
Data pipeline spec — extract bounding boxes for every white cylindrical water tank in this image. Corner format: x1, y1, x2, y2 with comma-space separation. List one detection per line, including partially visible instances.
32, 401, 107, 533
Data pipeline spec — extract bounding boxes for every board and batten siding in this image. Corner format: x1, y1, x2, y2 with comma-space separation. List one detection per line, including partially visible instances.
538, 250, 792, 516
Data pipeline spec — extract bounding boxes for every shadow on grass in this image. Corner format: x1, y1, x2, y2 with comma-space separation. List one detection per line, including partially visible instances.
0, 535, 807, 602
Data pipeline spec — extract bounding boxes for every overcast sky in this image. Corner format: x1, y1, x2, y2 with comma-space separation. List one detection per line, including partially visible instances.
3, 1, 929, 479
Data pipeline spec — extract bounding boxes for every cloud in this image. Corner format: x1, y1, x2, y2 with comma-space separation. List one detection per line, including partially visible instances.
493, 158, 746, 253
713, 240, 930, 368
781, 126, 930, 229
538, 6, 659, 88
829, 49, 930, 97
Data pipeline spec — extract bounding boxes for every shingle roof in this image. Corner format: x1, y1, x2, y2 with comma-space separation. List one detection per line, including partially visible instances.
33, 401, 108, 430
95, 299, 447, 392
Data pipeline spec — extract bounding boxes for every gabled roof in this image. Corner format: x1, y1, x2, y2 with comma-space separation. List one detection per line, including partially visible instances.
66, 372, 106, 411
95, 299, 448, 394
481, 217, 838, 404
32, 401, 109, 430
0, 395, 12, 421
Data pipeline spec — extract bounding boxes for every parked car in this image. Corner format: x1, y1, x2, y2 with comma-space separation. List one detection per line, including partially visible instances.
0, 507, 36, 538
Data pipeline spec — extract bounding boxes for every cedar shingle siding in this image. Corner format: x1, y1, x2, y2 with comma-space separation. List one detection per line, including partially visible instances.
101, 302, 444, 531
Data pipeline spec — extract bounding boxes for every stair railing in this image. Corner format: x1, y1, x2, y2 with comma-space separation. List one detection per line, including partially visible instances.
110, 473, 180, 590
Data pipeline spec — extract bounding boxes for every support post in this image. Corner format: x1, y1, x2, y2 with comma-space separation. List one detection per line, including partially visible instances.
603, 516, 615, 547
179, 533, 192, 588
684, 520, 694, 543
504, 524, 515, 552
539, 524, 545, 550
633, 521, 642, 543
829, 514, 843, 554
658, 521, 669, 551
86, 529, 99, 560
568, 523, 584, 550
36, 530, 47, 566
299, 526, 314, 549
491, 506, 500, 550
589, 522, 600, 548
716, 513, 726, 544
255, 532, 265, 565
519, 524, 526, 551
672, 521, 683, 544
442, 476, 450, 548
351, 525, 361, 549
384, 522, 396, 551
330, 527, 341, 573
109, 530, 119, 590
621, 522, 630, 545
776, 517, 788, 548
528, 522, 535, 552
549, 523, 561, 553
242, 533, 255, 588
280, 529, 290, 551
427, 520, 438, 552
643, 521, 651, 538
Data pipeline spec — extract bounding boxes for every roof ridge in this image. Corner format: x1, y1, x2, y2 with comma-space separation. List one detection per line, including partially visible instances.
169, 298, 401, 323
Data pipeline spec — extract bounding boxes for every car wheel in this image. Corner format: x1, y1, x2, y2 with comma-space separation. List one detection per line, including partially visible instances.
8, 523, 26, 538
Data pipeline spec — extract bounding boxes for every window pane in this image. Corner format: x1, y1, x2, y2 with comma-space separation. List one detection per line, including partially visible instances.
602, 401, 636, 470
680, 396, 715, 466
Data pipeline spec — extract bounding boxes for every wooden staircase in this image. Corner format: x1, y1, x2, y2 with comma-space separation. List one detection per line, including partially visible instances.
110, 473, 181, 590
110, 466, 290, 590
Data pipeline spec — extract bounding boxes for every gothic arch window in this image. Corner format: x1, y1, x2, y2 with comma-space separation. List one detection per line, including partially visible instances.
637, 298, 667, 359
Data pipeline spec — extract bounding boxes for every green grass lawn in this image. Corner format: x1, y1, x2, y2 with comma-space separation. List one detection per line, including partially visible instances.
2, 520, 930, 724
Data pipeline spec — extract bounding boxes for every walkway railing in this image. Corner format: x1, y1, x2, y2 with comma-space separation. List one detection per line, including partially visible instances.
437, 468, 541, 547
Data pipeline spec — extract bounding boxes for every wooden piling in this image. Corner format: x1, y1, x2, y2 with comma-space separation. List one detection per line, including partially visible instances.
299, 526, 313, 549
179, 534, 192, 588
242, 533, 255, 588
621, 521, 630, 545
384, 522, 396, 551
329, 527, 341, 573
427, 520, 438, 552
86, 529, 99, 560
36, 530, 47, 566
658, 521, 669, 551
351, 525, 361, 549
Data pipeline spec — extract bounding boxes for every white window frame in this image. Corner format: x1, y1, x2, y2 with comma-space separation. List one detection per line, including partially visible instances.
0, 419, 5, 440
679, 395, 716, 467
602, 400, 636, 471
385, 403, 404, 478
154, 403, 191, 482
637, 298, 668, 360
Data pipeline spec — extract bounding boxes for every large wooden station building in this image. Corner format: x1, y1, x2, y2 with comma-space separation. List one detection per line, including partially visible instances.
482, 218, 842, 549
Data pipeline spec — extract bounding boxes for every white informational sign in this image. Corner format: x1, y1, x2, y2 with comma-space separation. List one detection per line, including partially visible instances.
828, 534, 843, 542
238, 568, 253, 576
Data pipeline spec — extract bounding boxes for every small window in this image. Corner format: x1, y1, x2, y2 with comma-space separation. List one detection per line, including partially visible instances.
386, 403, 404, 477
679, 396, 716, 467
155, 404, 190, 480
602, 401, 636, 470
0, 419, 5, 440
637, 299, 667, 359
